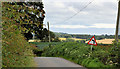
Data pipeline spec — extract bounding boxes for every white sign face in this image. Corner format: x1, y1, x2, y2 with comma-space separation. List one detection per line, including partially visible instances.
89, 38, 96, 44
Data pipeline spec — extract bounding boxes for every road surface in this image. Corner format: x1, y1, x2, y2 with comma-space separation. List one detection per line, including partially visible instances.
34, 57, 86, 68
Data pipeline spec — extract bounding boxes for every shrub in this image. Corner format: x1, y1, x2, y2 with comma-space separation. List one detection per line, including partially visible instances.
42, 42, 119, 67
2, 2, 35, 67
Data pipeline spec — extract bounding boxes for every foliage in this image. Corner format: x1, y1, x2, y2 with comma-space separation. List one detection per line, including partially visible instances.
6, 2, 57, 41
2, 2, 35, 67
41, 42, 119, 67
53, 37, 61, 42
30, 42, 63, 57
42, 31, 57, 42
66, 38, 75, 42
5, 2, 46, 40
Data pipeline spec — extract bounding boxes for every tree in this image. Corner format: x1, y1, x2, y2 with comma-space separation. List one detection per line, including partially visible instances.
4, 2, 58, 42
53, 37, 60, 42
9, 2, 45, 40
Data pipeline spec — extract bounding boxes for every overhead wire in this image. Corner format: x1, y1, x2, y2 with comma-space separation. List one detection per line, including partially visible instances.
58, 0, 94, 24
44, 0, 87, 23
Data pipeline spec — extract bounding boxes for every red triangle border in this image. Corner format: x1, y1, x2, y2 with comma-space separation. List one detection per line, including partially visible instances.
88, 36, 97, 46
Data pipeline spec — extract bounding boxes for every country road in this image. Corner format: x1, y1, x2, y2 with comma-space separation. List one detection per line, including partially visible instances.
34, 57, 86, 68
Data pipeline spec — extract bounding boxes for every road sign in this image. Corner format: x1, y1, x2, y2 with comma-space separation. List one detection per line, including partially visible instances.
88, 36, 97, 46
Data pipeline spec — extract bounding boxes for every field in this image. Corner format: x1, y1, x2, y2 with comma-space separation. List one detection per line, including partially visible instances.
96, 39, 114, 44
28, 39, 41, 42
30, 42, 62, 49
59, 38, 115, 44
70, 38, 86, 41
59, 37, 86, 41
59, 38, 66, 41
86, 39, 115, 44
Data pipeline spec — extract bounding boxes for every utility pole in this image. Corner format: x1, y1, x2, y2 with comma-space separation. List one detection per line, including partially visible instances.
115, 0, 120, 42
47, 22, 51, 43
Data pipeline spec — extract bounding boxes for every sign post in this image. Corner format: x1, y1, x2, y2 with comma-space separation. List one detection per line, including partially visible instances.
88, 36, 97, 51
91, 45, 93, 51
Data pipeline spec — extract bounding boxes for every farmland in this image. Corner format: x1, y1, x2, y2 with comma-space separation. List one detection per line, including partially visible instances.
59, 37, 86, 41
59, 37, 114, 45
59, 38, 66, 41
59, 37, 115, 44
30, 42, 62, 49
86, 39, 115, 44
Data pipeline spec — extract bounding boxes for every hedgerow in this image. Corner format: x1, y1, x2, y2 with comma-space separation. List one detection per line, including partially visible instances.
42, 42, 119, 67
2, 2, 35, 67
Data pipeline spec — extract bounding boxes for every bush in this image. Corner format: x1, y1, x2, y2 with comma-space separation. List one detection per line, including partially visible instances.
2, 22, 35, 67
2, 2, 35, 67
41, 42, 119, 67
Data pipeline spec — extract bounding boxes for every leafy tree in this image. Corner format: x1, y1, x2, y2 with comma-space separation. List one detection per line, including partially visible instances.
8, 2, 57, 41
41, 30, 56, 42
8, 2, 45, 40
53, 37, 61, 42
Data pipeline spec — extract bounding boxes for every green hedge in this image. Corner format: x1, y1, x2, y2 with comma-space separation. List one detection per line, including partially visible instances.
41, 42, 119, 67
2, 2, 35, 67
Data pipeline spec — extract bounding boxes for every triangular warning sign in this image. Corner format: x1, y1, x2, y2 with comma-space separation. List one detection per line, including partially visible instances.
88, 36, 97, 46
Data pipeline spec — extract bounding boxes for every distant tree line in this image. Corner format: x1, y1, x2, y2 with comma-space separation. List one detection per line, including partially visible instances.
55, 32, 115, 40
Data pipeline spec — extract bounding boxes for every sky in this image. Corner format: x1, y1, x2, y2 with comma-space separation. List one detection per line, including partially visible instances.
42, 0, 119, 35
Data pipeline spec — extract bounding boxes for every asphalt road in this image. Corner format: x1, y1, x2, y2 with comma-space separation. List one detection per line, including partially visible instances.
34, 57, 85, 67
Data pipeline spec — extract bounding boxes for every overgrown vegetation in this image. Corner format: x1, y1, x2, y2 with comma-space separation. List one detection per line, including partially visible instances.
41, 42, 119, 68
2, 22, 35, 67
2, 2, 38, 67
6, 2, 46, 40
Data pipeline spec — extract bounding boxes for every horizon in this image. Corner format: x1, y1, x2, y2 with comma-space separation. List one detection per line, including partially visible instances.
54, 31, 116, 35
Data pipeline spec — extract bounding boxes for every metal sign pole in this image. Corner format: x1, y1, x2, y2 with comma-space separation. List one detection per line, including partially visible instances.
91, 45, 93, 51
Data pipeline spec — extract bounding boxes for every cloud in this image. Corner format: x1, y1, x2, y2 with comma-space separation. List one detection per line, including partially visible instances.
68, 6, 78, 13
44, 1, 117, 24
53, 2, 66, 8
50, 23, 116, 29
89, 23, 116, 28
43, 0, 117, 2
43, 0, 118, 34
51, 25, 88, 28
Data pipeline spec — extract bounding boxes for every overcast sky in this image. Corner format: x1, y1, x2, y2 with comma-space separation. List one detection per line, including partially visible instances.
42, 0, 118, 35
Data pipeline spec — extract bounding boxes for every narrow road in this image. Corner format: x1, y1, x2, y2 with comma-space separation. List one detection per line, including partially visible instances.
34, 57, 86, 68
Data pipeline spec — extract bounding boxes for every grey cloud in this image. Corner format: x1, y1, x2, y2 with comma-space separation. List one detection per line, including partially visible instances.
43, 0, 118, 34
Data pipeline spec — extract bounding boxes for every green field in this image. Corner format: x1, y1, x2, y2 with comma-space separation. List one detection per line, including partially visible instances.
30, 42, 62, 49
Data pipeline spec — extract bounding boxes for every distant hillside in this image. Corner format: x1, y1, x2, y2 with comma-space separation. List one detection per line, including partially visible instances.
54, 32, 115, 40
54, 32, 68, 35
